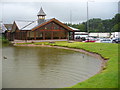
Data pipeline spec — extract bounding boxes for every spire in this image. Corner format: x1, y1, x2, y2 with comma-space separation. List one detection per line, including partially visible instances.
37, 7, 46, 16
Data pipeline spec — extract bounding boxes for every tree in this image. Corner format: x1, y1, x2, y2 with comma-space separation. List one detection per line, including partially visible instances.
112, 14, 120, 25
65, 13, 120, 32
79, 24, 85, 32
111, 23, 120, 32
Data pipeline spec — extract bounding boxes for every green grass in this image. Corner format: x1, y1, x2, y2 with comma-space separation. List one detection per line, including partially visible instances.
16, 41, 119, 88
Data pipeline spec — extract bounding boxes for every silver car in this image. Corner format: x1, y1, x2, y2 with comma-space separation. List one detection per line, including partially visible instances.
100, 38, 112, 43
96, 38, 112, 43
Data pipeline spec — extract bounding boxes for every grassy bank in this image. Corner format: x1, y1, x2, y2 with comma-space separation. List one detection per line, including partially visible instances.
0, 37, 9, 44
16, 41, 118, 88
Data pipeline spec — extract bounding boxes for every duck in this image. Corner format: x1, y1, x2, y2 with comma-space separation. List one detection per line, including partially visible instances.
3, 56, 7, 59
82, 55, 84, 58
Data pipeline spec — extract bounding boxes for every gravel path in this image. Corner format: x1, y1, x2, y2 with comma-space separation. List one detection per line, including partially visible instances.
11, 39, 68, 43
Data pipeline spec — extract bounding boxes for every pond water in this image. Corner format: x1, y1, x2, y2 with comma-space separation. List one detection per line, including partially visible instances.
2, 46, 102, 88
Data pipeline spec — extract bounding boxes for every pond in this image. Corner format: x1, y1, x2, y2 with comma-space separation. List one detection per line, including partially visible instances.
2, 45, 102, 88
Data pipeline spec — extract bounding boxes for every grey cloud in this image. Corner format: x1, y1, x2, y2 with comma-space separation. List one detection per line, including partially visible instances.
1, 2, 118, 24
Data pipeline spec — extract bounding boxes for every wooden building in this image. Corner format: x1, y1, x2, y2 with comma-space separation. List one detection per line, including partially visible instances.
2, 24, 13, 40
6, 7, 78, 41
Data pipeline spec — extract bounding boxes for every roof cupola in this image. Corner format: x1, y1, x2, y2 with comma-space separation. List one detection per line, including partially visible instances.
37, 7, 46, 24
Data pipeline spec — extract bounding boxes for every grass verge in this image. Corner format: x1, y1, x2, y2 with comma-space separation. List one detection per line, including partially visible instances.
16, 41, 118, 88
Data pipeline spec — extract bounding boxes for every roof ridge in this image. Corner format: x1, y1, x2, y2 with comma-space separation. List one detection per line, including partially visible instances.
15, 20, 34, 22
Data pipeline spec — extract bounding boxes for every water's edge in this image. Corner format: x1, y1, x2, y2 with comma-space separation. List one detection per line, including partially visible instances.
14, 44, 108, 74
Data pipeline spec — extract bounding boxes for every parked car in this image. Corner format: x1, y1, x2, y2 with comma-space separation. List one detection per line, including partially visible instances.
101, 39, 112, 43
112, 38, 120, 43
95, 38, 104, 43
96, 38, 112, 43
84, 39, 96, 42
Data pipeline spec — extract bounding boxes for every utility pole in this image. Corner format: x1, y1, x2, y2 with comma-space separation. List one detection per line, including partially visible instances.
87, 0, 94, 38
69, 10, 73, 41
87, 1, 89, 37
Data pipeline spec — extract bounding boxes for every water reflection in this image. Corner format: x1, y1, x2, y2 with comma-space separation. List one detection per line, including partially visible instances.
2, 46, 102, 88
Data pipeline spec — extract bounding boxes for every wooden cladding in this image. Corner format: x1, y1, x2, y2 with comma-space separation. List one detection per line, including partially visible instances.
36, 21, 66, 31
12, 30, 68, 40
36, 31, 68, 40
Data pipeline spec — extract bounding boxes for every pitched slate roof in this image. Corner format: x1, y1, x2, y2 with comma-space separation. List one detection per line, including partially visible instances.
68, 26, 79, 31
1, 24, 12, 33
13, 18, 78, 32
4, 24, 13, 30
37, 7, 46, 16
15, 21, 33, 30
14, 19, 51, 30
1, 24, 7, 33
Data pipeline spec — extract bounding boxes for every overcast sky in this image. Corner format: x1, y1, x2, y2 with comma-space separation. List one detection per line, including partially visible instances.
0, 0, 119, 24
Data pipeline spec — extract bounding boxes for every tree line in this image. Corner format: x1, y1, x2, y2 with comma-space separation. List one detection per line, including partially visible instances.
65, 13, 120, 32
